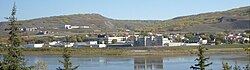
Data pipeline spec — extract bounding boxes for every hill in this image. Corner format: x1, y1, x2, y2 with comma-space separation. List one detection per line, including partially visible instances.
148, 6, 250, 32
0, 14, 160, 34
0, 6, 249, 35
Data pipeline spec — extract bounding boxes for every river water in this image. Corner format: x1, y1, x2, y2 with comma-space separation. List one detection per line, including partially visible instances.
22, 53, 250, 70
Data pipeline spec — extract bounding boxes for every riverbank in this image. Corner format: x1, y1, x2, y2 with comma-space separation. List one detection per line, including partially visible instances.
0, 44, 249, 56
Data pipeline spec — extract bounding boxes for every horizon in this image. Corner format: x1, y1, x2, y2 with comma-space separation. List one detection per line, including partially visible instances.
0, 0, 249, 22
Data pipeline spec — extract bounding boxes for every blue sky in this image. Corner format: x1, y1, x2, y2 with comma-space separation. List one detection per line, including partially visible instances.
0, 0, 249, 22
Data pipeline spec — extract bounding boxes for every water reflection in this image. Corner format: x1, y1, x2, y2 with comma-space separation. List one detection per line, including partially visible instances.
134, 57, 163, 70
21, 54, 249, 70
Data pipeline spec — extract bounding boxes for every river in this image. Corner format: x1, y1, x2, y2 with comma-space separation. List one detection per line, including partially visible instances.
22, 53, 250, 70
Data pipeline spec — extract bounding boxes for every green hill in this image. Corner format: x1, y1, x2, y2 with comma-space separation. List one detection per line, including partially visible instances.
0, 14, 160, 34
148, 6, 250, 32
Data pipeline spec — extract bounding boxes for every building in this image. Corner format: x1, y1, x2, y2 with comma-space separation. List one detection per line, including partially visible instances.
65, 25, 90, 29
97, 34, 128, 44
24, 44, 44, 48
64, 43, 75, 47
134, 36, 164, 47
65, 25, 72, 29
165, 43, 184, 46
186, 37, 202, 43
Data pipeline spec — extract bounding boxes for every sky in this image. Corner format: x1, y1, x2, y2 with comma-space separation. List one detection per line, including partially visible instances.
0, 0, 249, 22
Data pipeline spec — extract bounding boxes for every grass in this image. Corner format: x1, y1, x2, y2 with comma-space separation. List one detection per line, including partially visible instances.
0, 44, 249, 55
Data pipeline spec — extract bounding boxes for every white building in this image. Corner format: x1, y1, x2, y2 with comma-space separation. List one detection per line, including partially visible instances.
98, 44, 106, 48
107, 37, 127, 44
71, 26, 80, 29
184, 43, 200, 46
88, 41, 98, 45
64, 43, 75, 47
24, 44, 44, 48
65, 25, 72, 29
165, 43, 184, 46
200, 40, 208, 45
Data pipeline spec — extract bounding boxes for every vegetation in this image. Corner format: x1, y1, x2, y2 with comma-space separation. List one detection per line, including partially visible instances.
190, 46, 212, 70
57, 37, 79, 70
57, 48, 79, 70
0, 3, 33, 70
33, 59, 48, 70
222, 62, 232, 70
222, 62, 250, 70
137, 6, 250, 32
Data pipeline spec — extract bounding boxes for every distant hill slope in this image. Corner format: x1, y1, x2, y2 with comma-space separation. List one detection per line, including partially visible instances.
0, 14, 160, 33
152, 6, 250, 32
0, 6, 249, 34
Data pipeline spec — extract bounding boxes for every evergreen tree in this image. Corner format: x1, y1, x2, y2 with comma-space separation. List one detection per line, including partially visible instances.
0, 3, 33, 70
190, 46, 212, 70
56, 48, 79, 70
233, 62, 241, 70
57, 37, 79, 70
222, 62, 232, 70
34, 59, 48, 70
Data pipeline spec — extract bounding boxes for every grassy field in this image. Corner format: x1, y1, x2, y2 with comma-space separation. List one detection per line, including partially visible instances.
0, 44, 249, 56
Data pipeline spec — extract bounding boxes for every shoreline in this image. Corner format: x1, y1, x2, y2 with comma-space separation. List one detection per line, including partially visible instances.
1, 47, 248, 56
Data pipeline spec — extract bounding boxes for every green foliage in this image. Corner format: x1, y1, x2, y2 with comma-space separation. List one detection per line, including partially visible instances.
185, 34, 194, 39
57, 48, 79, 70
68, 35, 77, 42
241, 34, 249, 37
0, 3, 33, 70
190, 46, 212, 70
222, 62, 250, 70
33, 59, 48, 70
216, 32, 226, 45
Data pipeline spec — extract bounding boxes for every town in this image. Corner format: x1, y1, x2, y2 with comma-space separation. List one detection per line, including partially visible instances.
15, 25, 249, 48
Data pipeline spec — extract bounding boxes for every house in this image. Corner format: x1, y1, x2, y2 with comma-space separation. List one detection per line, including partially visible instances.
97, 34, 108, 44
24, 44, 44, 48
186, 37, 202, 43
